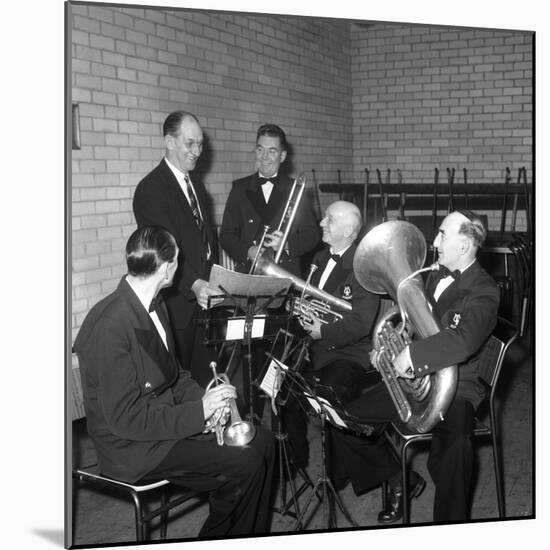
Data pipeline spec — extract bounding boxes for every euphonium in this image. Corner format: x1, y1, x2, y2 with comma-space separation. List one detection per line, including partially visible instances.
205, 362, 256, 446
353, 220, 458, 433
249, 250, 352, 324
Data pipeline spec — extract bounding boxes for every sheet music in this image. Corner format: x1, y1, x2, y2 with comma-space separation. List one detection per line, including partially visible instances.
304, 392, 347, 428
226, 316, 266, 340
259, 357, 288, 399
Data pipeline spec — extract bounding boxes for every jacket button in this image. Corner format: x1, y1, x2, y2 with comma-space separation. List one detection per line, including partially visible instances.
248, 219, 254, 223
145, 382, 152, 389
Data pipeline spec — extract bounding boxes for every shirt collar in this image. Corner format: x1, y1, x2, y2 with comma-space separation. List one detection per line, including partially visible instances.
164, 156, 188, 185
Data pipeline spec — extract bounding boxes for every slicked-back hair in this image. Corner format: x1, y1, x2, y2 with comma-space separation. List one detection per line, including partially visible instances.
256, 123, 287, 151
456, 209, 487, 248
163, 110, 200, 137
126, 226, 177, 277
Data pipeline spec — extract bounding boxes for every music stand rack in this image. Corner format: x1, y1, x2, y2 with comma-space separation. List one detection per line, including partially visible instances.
280, 367, 366, 530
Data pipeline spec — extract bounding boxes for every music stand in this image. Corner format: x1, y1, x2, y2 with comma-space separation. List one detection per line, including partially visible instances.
256, 330, 316, 527
280, 368, 369, 530
204, 265, 293, 423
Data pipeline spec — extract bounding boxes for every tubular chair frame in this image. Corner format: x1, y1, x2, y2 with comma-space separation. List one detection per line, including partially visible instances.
381, 316, 519, 524
73, 464, 199, 542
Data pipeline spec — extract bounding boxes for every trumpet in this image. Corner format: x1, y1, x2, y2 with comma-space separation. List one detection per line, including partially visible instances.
249, 172, 307, 273
205, 362, 256, 447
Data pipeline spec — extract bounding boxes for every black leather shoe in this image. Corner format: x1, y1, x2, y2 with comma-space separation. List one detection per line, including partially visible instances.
377, 472, 426, 524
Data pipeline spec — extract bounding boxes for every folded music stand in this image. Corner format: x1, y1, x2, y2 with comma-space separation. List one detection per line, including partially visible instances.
280, 369, 370, 530
256, 330, 316, 528
204, 265, 294, 423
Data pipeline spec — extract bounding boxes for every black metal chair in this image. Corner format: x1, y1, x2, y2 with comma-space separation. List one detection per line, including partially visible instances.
73, 464, 199, 541
71, 355, 200, 542
381, 316, 519, 524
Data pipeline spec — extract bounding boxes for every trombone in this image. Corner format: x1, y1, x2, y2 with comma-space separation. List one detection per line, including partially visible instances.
249, 172, 307, 273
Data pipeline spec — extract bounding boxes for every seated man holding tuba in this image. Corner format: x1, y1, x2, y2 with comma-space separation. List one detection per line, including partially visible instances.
330, 210, 500, 524
74, 226, 275, 538
282, 200, 381, 469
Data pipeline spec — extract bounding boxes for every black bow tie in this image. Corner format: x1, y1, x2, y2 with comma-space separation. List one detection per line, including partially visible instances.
148, 294, 163, 313
329, 253, 341, 263
435, 265, 461, 282
258, 176, 276, 186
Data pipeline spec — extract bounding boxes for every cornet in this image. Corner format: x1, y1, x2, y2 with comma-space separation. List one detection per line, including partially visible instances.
205, 362, 256, 446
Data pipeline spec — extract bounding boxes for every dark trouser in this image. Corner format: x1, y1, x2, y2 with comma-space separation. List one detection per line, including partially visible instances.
281, 360, 371, 470
333, 381, 477, 522
143, 426, 275, 537
172, 306, 218, 388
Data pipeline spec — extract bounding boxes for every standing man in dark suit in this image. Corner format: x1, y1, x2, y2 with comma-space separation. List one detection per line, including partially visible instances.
283, 201, 380, 469
219, 123, 319, 277
73, 226, 275, 538
329, 210, 500, 524
218, 124, 320, 418
133, 111, 220, 386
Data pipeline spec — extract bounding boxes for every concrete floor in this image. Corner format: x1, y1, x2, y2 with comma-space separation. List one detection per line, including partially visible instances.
70, 334, 533, 548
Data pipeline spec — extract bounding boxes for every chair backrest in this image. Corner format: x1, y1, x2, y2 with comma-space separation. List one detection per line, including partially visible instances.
71, 352, 86, 421
477, 316, 519, 390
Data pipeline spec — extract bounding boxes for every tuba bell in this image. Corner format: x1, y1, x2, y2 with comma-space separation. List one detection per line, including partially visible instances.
353, 220, 457, 433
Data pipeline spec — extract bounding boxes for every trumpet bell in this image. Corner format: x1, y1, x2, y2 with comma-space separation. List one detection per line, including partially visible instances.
224, 420, 256, 446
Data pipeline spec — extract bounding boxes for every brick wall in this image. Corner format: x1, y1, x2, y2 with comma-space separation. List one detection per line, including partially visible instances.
70, 3, 352, 338
350, 22, 533, 229
70, 4, 533, 339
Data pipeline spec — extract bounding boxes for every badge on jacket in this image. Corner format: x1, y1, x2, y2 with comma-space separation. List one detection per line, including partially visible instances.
449, 312, 461, 329
342, 285, 352, 300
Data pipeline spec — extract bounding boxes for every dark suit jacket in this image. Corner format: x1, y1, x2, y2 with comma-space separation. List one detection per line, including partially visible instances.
219, 173, 319, 277
410, 259, 500, 408
308, 243, 380, 371
133, 159, 217, 328
74, 278, 206, 483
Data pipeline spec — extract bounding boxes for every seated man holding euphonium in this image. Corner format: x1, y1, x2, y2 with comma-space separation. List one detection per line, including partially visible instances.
282, 200, 381, 469
74, 225, 275, 538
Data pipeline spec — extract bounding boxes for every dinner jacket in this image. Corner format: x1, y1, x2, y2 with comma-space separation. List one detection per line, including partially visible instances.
74, 278, 206, 483
133, 159, 217, 328
410, 259, 500, 408
307, 243, 380, 371
219, 173, 320, 277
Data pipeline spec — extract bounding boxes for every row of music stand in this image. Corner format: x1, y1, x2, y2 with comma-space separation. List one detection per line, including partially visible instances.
202, 265, 364, 529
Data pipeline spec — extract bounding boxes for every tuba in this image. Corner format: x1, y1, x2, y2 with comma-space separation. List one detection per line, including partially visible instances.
353, 220, 457, 433
249, 249, 352, 324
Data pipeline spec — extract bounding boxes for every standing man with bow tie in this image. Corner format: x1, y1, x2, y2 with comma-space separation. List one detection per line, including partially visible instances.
219, 124, 319, 419
219, 123, 319, 277
328, 210, 500, 524
133, 111, 220, 387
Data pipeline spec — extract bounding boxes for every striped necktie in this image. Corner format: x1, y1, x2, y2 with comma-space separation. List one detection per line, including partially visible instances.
183, 175, 211, 261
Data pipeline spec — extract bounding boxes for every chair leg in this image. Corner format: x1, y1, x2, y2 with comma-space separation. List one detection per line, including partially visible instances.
160, 488, 168, 539
490, 414, 506, 517
130, 491, 145, 541
401, 441, 411, 524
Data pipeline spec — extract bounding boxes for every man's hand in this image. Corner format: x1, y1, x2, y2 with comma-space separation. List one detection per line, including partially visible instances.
191, 279, 223, 309
393, 346, 415, 379
300, 314, 323, 340
202, 383, 237, 421
263, 230, 284, 252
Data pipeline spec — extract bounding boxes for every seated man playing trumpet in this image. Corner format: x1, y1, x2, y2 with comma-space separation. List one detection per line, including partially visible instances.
282, 200, 381, 469
74, 225, 275, 538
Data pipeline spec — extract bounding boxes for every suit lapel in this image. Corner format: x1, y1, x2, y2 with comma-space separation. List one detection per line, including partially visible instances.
118, 279, 179, 390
